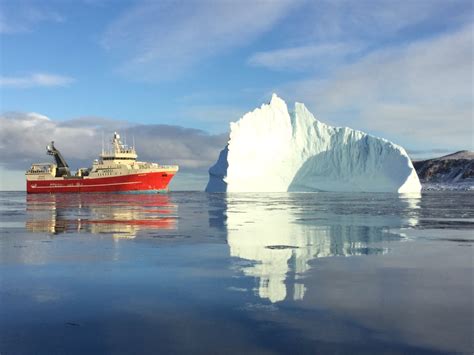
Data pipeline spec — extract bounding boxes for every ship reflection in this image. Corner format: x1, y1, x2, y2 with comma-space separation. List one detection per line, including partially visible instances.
223, 193, 421, 303
26, 193, 177, 239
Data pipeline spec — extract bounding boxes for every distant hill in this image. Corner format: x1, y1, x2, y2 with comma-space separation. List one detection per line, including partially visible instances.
413, 151, 474, 190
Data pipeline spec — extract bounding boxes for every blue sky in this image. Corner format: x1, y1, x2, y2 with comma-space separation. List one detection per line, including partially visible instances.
0, 0, 472, 190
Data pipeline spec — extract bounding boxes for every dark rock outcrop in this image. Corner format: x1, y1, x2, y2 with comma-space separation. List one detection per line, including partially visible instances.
413, 151, 474, 184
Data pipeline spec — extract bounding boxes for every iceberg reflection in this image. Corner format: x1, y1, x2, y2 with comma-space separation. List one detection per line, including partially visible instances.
26, 193, 177, 238
225, 193, 420, 303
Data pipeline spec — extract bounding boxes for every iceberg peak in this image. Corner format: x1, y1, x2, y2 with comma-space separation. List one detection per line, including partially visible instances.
268, 92, 288, 112
206, 95, 421, 193
270, 92, 282, 103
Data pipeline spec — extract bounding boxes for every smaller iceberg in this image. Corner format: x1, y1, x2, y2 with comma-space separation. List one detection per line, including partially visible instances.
206, 94, 421, 193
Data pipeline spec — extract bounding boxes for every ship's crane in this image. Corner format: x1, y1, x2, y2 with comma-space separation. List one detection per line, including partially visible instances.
47, 141, 71, 177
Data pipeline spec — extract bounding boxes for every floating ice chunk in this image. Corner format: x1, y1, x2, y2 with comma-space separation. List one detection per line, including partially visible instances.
206, 94, 421, 193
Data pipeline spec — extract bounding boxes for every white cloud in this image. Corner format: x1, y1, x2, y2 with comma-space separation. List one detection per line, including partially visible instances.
177, 105, 246, 133
0, 73, 75, 88
246, 0, 473, 74
0, 1, 65, 34
101, 0, 298, 80
0, 112, 227, 172
288, 0, 471, 42
248, 42, 365, 71
276, 25, 473, 150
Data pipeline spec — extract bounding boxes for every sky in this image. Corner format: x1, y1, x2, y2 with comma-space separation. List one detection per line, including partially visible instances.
0, 0, 472, 190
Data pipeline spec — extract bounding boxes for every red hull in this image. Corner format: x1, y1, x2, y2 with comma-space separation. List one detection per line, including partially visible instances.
27, 171, 175, 194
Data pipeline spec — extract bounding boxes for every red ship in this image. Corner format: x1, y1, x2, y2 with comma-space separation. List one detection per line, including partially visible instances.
26, 132, 179, 194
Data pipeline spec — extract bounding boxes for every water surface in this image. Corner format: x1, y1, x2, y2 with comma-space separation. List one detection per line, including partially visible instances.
0, 191, 472, 354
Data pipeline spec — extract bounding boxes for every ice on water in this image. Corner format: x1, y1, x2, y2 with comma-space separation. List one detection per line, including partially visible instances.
206, 94, 421, 193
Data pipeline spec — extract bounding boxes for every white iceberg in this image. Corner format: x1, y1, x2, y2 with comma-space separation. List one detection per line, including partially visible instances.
206, 94, 421, 193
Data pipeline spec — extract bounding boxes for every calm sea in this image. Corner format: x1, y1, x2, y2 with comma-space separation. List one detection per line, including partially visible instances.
0, 191, 473, 354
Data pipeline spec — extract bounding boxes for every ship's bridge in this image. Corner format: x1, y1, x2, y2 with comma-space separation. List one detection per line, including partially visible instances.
100, 132, 138, 161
